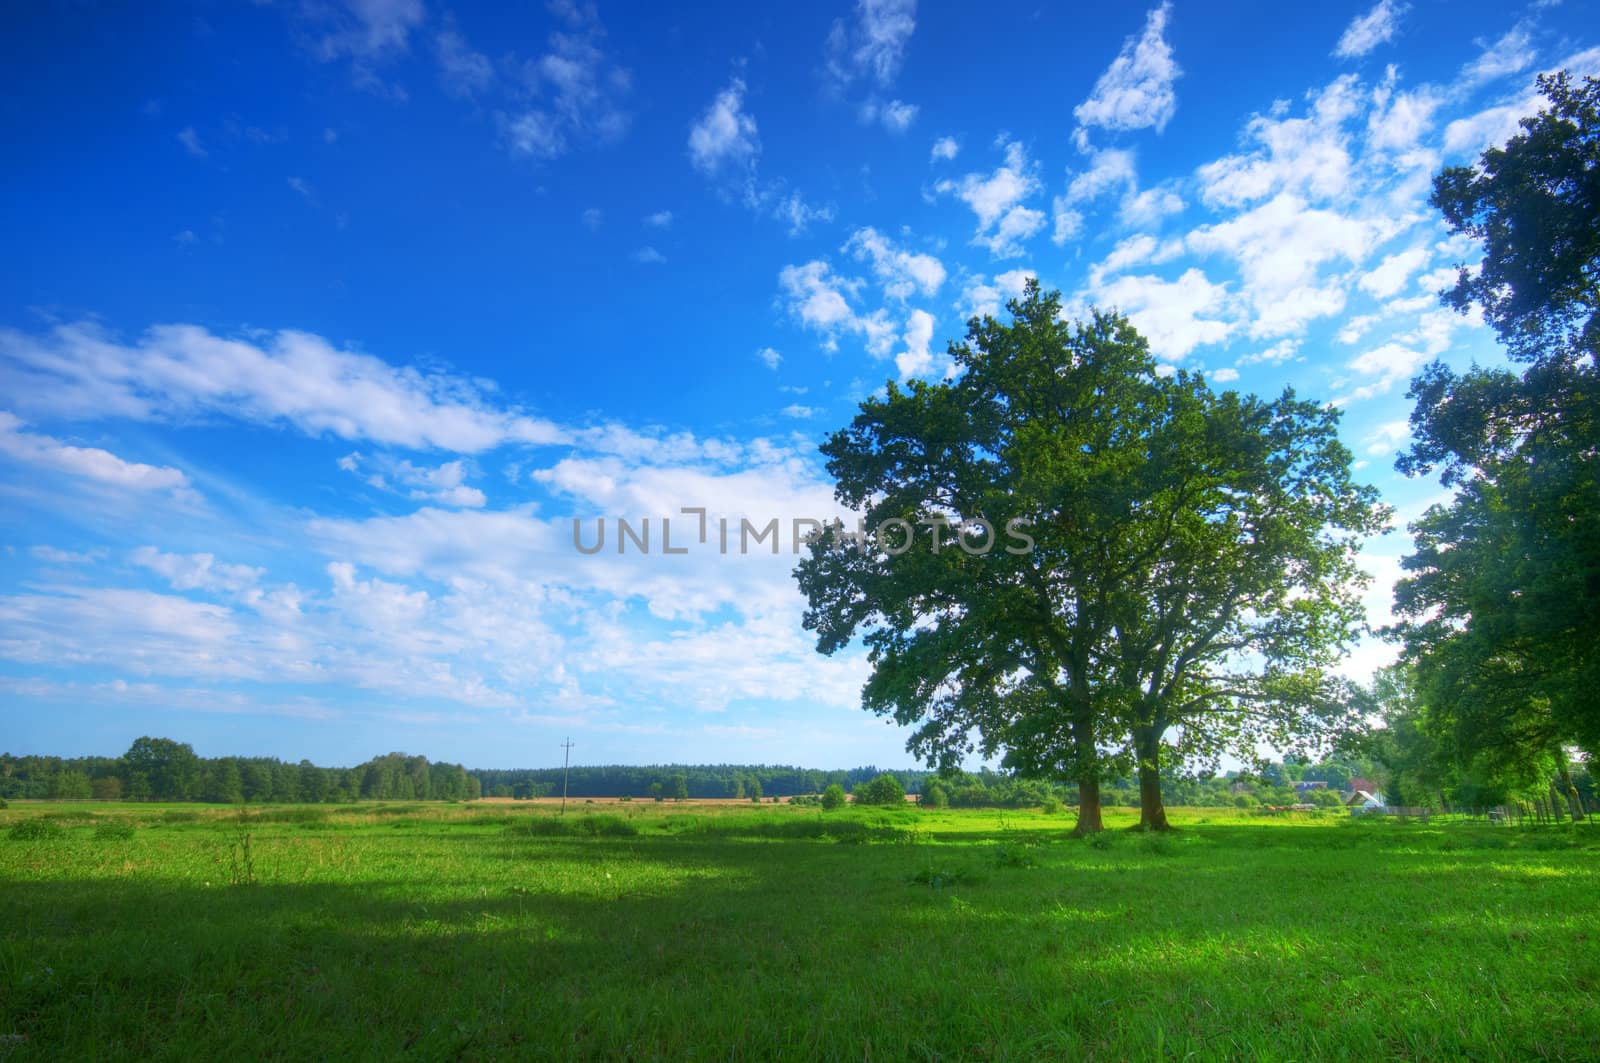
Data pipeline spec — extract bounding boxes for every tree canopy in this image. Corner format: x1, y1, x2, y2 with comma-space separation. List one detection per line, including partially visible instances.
797, 284, 1384, 831
1395, 70, 1600, 803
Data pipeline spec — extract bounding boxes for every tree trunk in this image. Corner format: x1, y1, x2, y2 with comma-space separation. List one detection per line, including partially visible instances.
1074, 776, 1104, 835
1069, 702, 1103, 835
1133, 723, 1171, 831
1555, 748, 1586, 823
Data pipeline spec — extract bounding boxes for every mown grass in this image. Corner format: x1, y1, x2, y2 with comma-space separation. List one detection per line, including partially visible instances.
1, 800, 1596, 1060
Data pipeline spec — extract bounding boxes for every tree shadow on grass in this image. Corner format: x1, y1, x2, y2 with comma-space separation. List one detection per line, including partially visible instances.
2, 824, 1597, 1060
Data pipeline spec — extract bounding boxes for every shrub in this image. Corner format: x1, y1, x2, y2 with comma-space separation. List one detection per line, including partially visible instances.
9, 820, 66, 841
821, 783, 847, 810
93, 820, 137, 841
1040, 796, 1065, 815
854, 774, 906, 807
921, 781, 950, 808
1233, 794, 1258, 808
0, 798, 8, 810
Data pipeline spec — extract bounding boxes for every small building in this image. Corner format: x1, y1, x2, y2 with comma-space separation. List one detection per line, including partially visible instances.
1348, 777, 1379, 795
1346, 789, 1386, 812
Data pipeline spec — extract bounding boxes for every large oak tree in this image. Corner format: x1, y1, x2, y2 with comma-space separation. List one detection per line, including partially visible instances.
797, 285, 1384, 832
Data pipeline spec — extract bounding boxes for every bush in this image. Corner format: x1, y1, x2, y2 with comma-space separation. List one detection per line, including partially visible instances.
93, 820, 137, 841
1233, 794, 1258, 808
821, 783, 848, 810
921, 781, 950, 808
9, 819, 65, 841
0, 798, 8, 810
854, 774, 906, 807
1040, 796, 1065, 815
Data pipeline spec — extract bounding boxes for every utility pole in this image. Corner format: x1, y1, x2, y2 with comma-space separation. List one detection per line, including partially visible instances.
559, 738, 575, 815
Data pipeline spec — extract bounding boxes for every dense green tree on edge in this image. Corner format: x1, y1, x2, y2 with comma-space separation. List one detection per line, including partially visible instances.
1396, 72, 1600, 806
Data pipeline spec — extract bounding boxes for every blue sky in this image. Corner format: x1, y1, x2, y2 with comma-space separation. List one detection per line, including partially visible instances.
2, 0, 1596, 769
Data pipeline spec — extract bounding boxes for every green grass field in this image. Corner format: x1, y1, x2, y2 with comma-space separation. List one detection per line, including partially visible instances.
2, 801, 1597, 1060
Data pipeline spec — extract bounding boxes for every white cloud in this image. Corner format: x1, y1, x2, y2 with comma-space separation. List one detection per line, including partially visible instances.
644, 210, 673, 228
1363, 418, 1411, 456
1091, 233, 1184, 282
1236, 339, 1301, 367
1358, 246, 1430, 299
844, 227, 946, 301
930, 136, 959, 161
1367, 75, 1442, 152
860, 98, 918, 132
779, 260, 860, 334
302, 0, 426, 94
772, 191, 835, 237
177, 127, 206, 158
501, 6, 631, 160
1337, 341, 1428, 403
757, 347, 782, 370
824, 0, 918, 91
632, 246, 667, 264
937, 141, 1046, 257
1065, 146, 1137, 205
0, 412, 196, 501
1089, 268, 1235, 362
436, 19, 494, 97
132, 547, 264, 595
0, 322, 566, 453
960, 269, 1036, 320
1335, 0, 1404, 60
340, 453, 487, 507
893, 309, 945, 380
1073, 2, 1181, 133
1210, 367, 1240, 383
689, 78, 761, 176
1120, 185, 1185, 227
1196, 76, 1362, 209
1186, 192, 1379, 337
780, 404, 816, 419
1460, 25, 1535, 88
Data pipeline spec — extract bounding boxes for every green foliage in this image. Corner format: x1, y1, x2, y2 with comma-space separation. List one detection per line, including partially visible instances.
9, 819, 66, 841
820, 783, 847, 810
796, 285, 1384, 835
920, 780, 950, 808
853, 774, 906, 806
93, 820, 137, 841
1397, 71, 1600, 793
1430, 72, 1600, 360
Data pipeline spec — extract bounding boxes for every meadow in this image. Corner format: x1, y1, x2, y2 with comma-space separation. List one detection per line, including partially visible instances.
2, 800, 1597, 1060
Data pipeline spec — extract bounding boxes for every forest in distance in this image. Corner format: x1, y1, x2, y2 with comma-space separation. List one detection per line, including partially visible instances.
6, 734, 1597, 812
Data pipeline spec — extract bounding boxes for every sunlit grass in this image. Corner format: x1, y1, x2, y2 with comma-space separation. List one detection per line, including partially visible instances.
2, 800, 1596, 1059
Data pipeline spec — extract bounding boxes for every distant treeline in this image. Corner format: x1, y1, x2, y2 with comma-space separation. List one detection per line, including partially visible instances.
1, 736, 1407, 809
473, 764, 921, 800
0, 739, 479, 803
